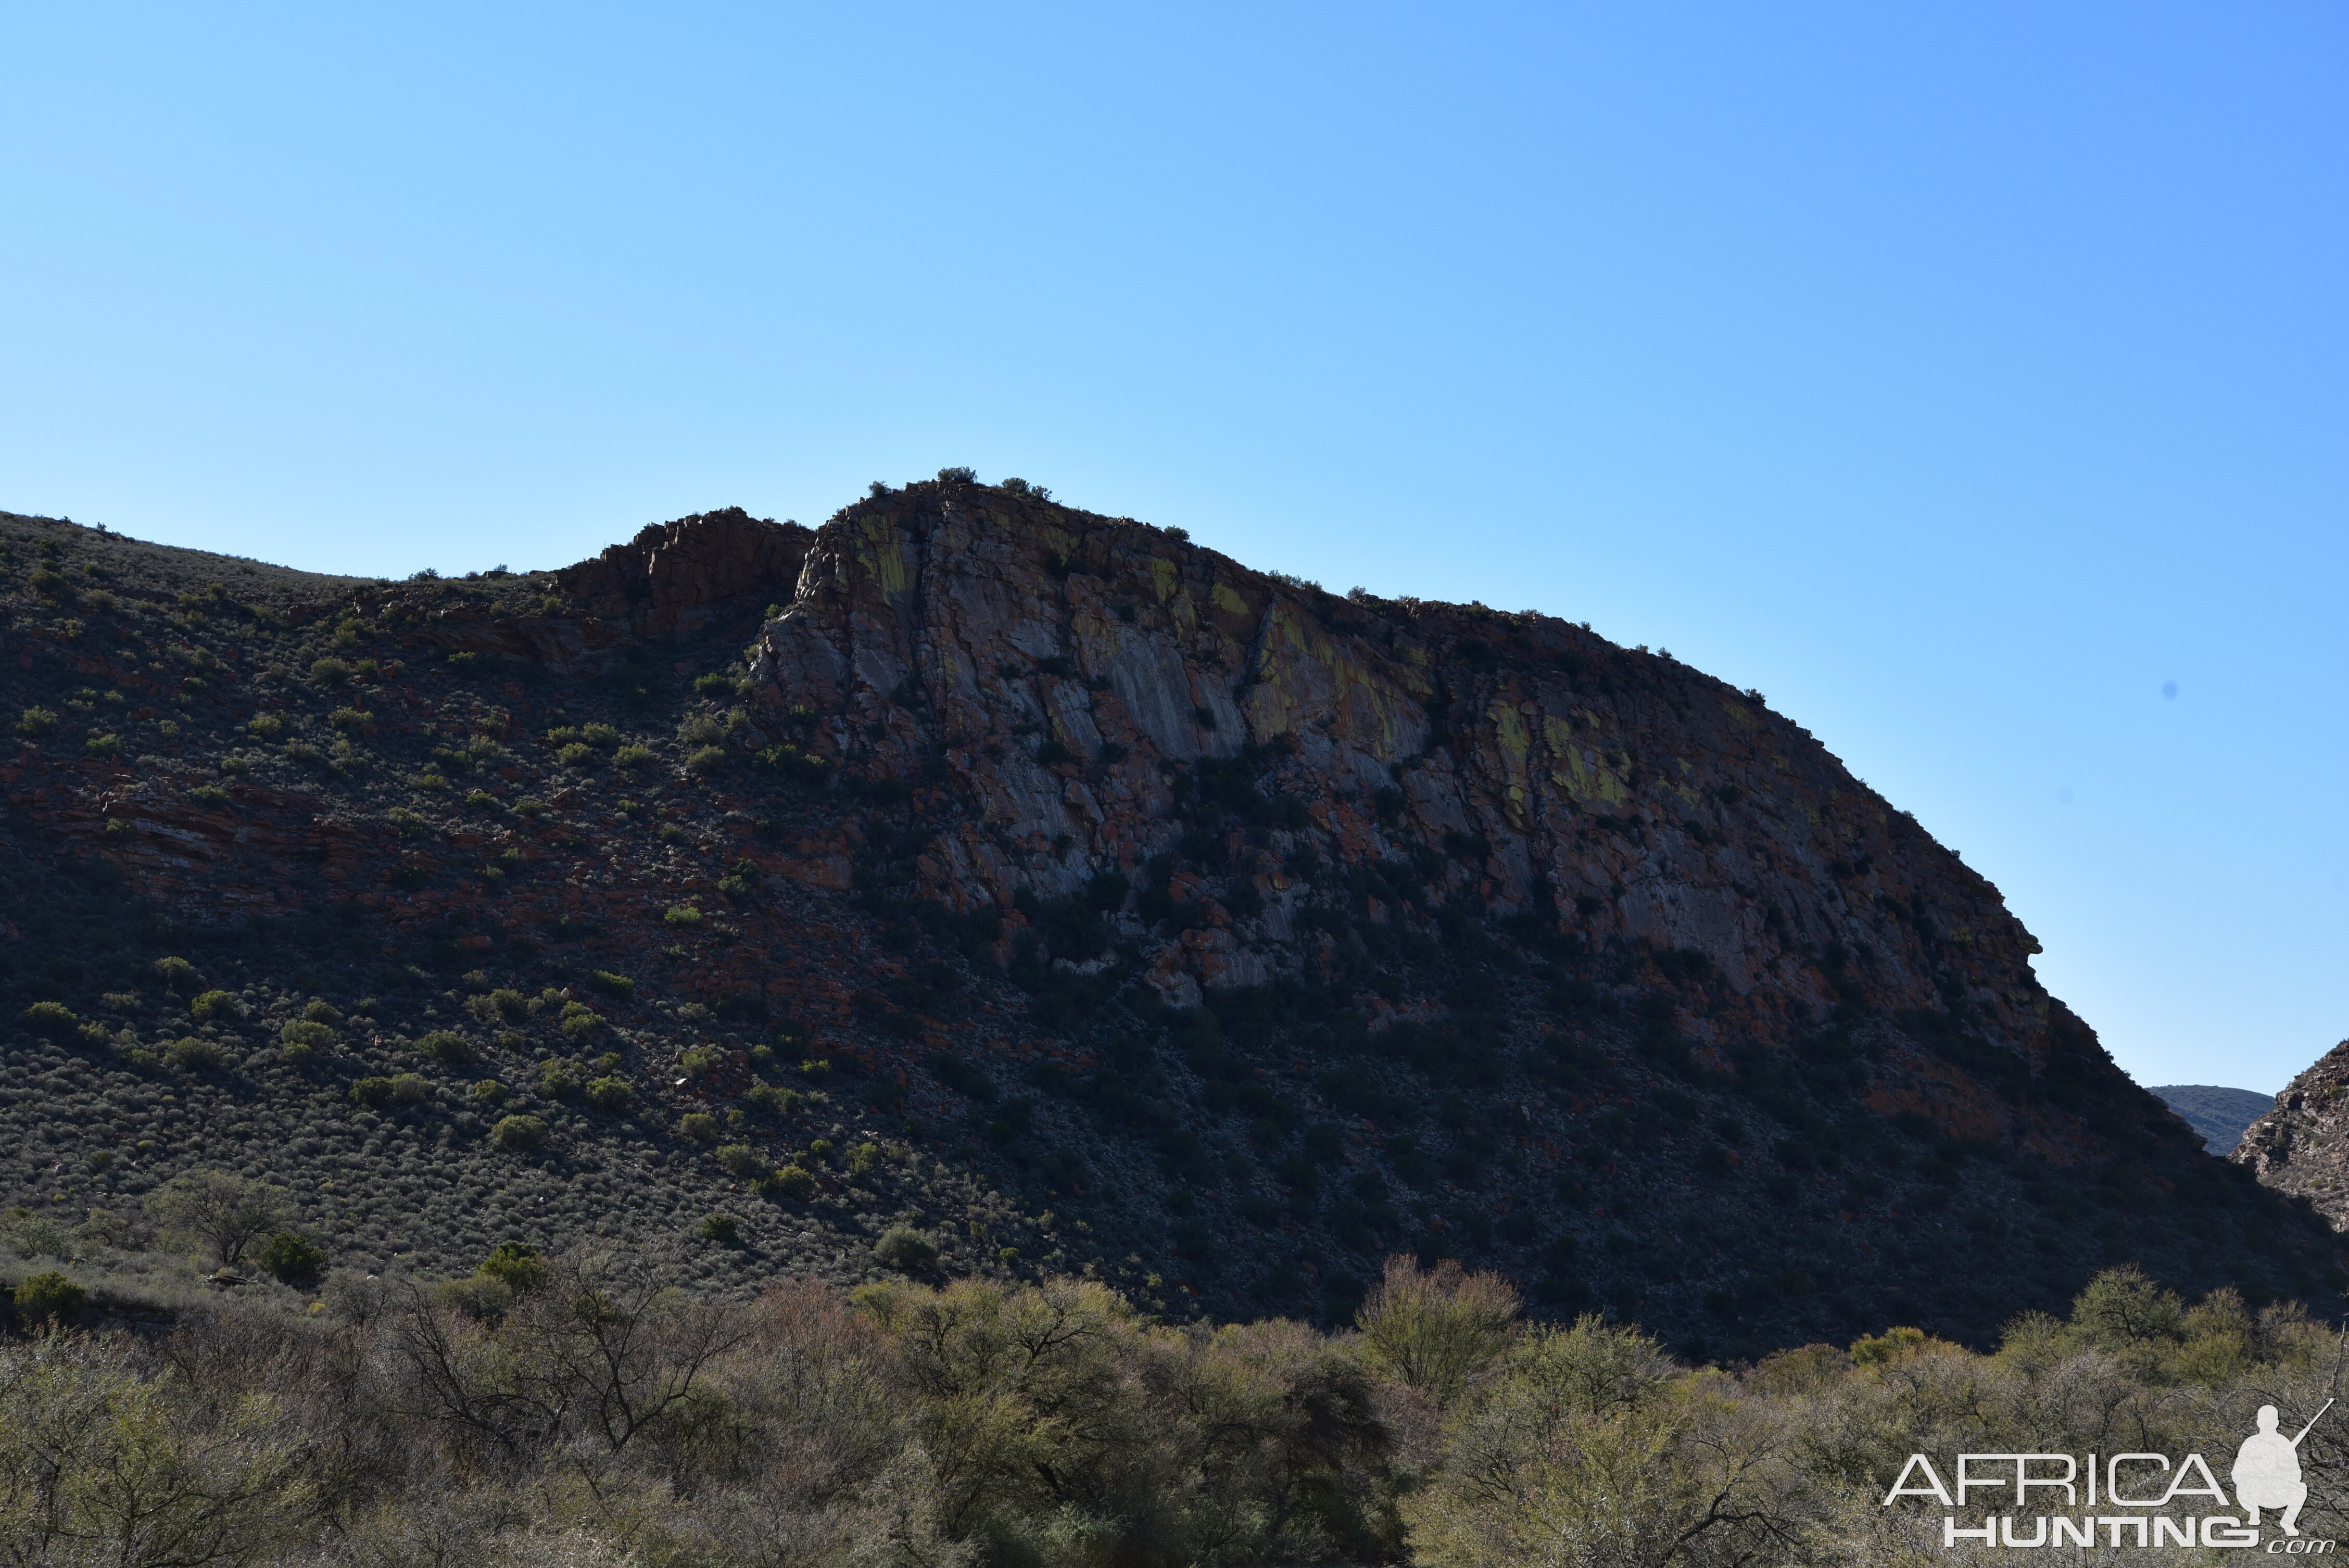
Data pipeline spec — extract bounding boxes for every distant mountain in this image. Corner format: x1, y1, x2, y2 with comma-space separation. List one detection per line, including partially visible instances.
2149, 1085, 2274, 1154
5, 481, 2344, 1356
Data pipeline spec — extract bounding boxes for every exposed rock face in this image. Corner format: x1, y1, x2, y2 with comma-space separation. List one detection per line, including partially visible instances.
3, 483, 2341, 1354
561, 507, 815, 641
2235, 1046, 2349, 1224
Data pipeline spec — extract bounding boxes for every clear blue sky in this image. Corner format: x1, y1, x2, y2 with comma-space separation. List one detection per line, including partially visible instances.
4, 3, 2342, 1093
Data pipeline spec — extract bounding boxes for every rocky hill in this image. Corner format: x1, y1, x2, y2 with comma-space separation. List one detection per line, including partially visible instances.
2234, 1046, 2349, 1228
2152, 1084, 2275, 1154
4, 475, 2341, 1356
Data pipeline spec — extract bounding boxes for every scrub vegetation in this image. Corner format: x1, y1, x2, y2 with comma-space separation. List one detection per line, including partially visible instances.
3, 1250, 2341, 1566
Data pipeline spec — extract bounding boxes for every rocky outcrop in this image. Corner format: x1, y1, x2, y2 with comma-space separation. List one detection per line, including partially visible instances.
2235, 1046, 2349, 1224
3, 489, 2339, 1354
560, 507, 814, 640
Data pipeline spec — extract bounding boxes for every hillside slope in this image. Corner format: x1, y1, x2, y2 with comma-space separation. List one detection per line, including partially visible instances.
3, 478, 2340, 1354
2152, 1084, 2275, 1154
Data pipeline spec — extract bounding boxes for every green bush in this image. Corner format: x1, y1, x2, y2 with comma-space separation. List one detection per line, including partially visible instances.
388, 1073, 431, 1104
699, 1213, 742, 1246
557, 742, 593, 767
714, 1143, 762, 1178
327, 706, 372, 731
678, 1045, 722, 1078
680, 1112, 721, 1144
84, 732, 123, 758
419, 1030, 477, 1066
310, 657, 351, 685
745, 1082, 806, 1116
540, 1064, 582, 1101
258, 1231, 329, 1288
664, 905, 703, 929
586, 1076, 635, 1112
491, 1114, 551, 1152
560, 1003, 605, 1040
190, 784, 230, 805
280, 1018, 336, 1051
476, 1241, 549, 1294
13, 1270, 85, 1327
351, 1076, 396, 1108
16, 706, 58, 737
165, 1036, 225, 1071
188, 989, 238, 1021
847, 1141, 882, 1178
874, 1226, 939, 1272
586, 970, 635, 998
153, 956, 197, 989
693, 673, 738, 696
685, 745, 728, 775
613, 744, 653, 770
21, 1001, 80, 1042
753, 1165, 817, 1202
246, 715, 283, 739
471, 1078, 511, 1106
434, 1273, 514, 1320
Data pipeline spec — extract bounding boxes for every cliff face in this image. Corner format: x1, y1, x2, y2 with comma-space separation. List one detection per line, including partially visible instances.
2235, 1046, 2349, 1224
1, 480, 2339, 1353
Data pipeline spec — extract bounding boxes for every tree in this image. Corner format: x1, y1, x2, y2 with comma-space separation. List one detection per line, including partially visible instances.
145, 1169, 286, 1267
1356, 1254, 1521, 1410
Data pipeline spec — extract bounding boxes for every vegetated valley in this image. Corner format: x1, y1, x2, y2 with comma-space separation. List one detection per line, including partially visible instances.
3, 474, 2341, 1359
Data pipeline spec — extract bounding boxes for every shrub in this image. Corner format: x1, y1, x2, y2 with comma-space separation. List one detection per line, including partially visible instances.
560, 1003, 605, 1040
613, 745, 653, 770
491, 1114, 551, 1152
874, 1226, 939, 1272
258, 1231, 329, 1288
848, 1141, 883, 1178
189, 989, 238, 1021
191, 785, 230, 805
581, 723, 621, 746
351, 1076, 396, 1108
246, 715, 284, 740
540, 1065, 582, 1102
699, 1213, 742, 1247
680, 1112, 721, 1144
586, 1075, 635, 1111
678, 1045, 722, 1078
310, 657, 351, 685
389, 1072, 432, 1104
714, 1143, 762, 1178
476, 1241, 549, 1294
693, 673, 738, 696
586, 970, 635, 998
154, 956, 197, 989
557, 743, 593, 767
419, 1030, 478, 1066
464, 790, 497, 809
664, 905, 703, 929
84, 732, 123, 758
327, 707, 372, 731
471, 1079, 511, 1106
753, 1165, 817, 1202
16, 706, 58, 737
165, 1036, 225, 1071
435, 1274, 514, 1320
685, 745, 728, 775
13, 1270, 85, 1327
281, 1019, 336, 1051
746, 1082, 805, 1116
21, 1001, 80, 1042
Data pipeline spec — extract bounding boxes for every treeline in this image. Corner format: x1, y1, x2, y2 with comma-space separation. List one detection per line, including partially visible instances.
5, 1250, 2346, 1566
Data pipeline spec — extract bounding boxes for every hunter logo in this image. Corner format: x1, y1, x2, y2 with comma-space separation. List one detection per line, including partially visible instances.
1883, 1400, 2336, 1551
